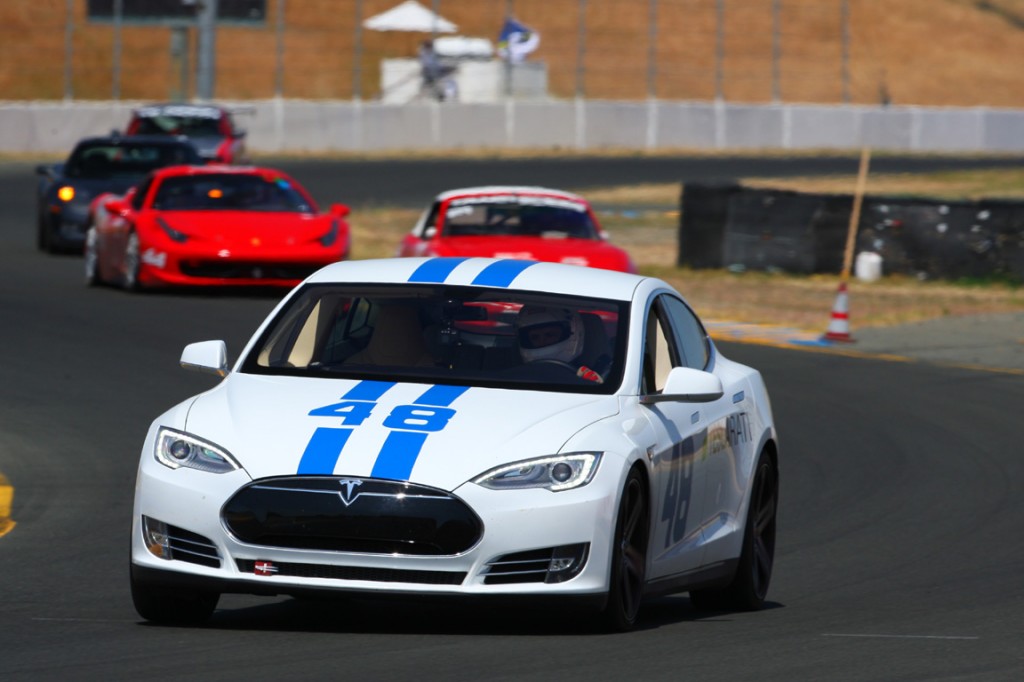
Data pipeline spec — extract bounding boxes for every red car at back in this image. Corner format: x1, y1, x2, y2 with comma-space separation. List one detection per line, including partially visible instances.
397, 186, 636, 273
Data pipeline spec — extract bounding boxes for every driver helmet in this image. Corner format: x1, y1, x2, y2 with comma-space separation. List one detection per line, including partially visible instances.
516, 305, 584, 363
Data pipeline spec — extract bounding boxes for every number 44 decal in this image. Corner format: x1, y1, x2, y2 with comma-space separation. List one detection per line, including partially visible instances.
297, 381, 467, 480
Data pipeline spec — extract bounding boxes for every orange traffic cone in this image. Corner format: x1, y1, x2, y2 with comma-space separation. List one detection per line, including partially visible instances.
822, 282, 854, 342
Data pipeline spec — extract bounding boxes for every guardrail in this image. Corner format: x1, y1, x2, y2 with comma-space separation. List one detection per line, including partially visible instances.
3, 100, 1024, 155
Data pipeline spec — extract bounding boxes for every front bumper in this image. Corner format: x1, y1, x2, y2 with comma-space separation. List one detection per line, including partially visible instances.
42, 203, 90, 249
131, 456, 620, 599
136, 242, 346, 288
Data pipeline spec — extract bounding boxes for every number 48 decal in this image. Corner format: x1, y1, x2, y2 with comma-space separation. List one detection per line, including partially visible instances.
298, 381, 467, 479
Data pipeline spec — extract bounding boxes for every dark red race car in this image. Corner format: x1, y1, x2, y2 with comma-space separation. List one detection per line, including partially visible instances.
84, 165, 351, 291
125, 103, 249, 164
397, 186, 637, 273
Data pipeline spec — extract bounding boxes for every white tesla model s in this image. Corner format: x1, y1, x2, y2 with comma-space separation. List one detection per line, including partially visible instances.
130, 257, 779, 631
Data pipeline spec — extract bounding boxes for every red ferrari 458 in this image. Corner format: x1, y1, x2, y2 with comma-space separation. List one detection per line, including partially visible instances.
397, 186, 637, 273
84, 165, 351, 290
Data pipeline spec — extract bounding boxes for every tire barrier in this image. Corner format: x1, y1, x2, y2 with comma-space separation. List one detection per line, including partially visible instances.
678, 183, 1024, 281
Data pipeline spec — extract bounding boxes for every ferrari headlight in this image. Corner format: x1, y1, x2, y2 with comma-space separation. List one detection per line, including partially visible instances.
155, 427, 240, 474
473, 453, 601, 492
157, 217, 188, 243
320, 218, 339, 247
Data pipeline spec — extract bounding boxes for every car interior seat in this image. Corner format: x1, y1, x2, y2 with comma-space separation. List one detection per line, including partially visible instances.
346, 305, 433, 367
578, 312, 612, 373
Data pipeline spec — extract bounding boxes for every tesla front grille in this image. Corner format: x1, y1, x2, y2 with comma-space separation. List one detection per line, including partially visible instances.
235, 559, 466, 585
179, 261, 320, 280
222, 477, 483, 556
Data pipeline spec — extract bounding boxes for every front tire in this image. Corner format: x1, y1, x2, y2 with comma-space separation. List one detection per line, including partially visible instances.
122, 232, 141, 291
690, 450, 778, 612
130, 567, 219, 625
601, 467, 649, 632
84, 227, 100, 286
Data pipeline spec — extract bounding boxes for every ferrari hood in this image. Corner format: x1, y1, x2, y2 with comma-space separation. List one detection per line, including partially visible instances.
433, 236, 635, 272
184, 374, 619, 491
155, 211, 330, 246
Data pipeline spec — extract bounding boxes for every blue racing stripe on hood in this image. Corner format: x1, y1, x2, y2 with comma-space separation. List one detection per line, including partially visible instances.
297, 380, 397, 474
471, 259, 539, 287
408, 257, 470, 283
370, 384, 470, 481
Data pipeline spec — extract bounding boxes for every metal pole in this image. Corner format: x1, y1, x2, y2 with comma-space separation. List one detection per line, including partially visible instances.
841, 0, 850, 103
274, 0, 286, 98
504, 0, 514, 97
771, 0, 780, 103
64, 0, 73, 101
646, 0, 657, 98
575, 0, 587, 98
432, 0, 440, 42
353, 0, 363, 100
715, 0, 724, 101
196, 0, 218, 100
171, 28, 190, 101
112, 0, 122, 100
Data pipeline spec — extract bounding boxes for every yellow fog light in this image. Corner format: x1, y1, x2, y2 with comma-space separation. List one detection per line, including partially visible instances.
57, 186, 75, 202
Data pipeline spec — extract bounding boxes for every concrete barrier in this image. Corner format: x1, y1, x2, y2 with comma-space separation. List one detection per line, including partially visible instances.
3, 99, 1024, 155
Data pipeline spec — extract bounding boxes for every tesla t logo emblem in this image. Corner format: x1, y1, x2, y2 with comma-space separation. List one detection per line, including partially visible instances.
254, 560, 277, 576
337, 478, 363, 506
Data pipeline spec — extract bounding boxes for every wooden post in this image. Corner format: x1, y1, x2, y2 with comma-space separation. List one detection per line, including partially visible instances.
841, 146, 871, 281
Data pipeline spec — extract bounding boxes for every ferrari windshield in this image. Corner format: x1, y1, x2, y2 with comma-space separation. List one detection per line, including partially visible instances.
151, 174, 314, 213
240, 284, 628, 394
65, 142, 200, 179
442, 195, 599, 239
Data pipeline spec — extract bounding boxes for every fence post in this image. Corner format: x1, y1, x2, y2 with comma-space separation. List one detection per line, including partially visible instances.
841, 0, 850, 103
275, 0, 286, 98
353, 0, 363, 100
196, 0, 218, 100
575, 0, 587, 98
771, 0, 780, 103
715, 0, 724, 102
112, 0, 122, 100
64, 0, 74, 101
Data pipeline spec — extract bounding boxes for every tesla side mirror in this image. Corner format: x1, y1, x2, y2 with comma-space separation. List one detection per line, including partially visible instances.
330, 203, 351, 218
36, 163, 59, 177
180, 340, 229, 377
641, 366, 724, 404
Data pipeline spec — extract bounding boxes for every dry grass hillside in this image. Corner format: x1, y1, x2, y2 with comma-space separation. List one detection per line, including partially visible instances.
3, 0, 1024, 105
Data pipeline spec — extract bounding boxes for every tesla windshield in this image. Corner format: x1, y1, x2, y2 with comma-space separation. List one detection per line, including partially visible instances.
240, 284, 628, 394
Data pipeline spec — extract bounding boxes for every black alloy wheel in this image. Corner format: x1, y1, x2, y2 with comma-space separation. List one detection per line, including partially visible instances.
602, 467, 649, 632
690, 450, 778, 611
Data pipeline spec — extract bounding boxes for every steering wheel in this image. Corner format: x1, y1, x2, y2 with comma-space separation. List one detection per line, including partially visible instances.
529, 359, 579, 372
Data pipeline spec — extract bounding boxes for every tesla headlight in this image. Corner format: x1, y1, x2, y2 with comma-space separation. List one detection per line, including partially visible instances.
473, 453, 601, 492
155, 427, 240, 473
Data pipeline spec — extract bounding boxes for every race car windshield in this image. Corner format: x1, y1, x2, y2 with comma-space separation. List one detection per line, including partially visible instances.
442, 197, 599, 239
65, 143, 200, 179
134, 115, 222, 137
240, 284, 628, 394
151, 174, 314, 213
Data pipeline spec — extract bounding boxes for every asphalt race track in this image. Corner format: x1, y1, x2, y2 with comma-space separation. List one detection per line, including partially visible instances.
2, 156, 1023, 680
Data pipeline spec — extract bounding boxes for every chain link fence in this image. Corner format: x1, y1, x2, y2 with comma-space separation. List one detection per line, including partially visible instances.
0, 0, 908, 105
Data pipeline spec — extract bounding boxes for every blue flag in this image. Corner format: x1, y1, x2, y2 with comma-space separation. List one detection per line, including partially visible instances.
497, 17, 540, 63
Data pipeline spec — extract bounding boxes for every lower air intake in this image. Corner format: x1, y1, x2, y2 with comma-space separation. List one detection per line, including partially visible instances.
482, 543, 589, 585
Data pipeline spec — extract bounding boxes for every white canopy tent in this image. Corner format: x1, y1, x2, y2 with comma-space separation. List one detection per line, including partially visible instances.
363, 0, 458, 33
